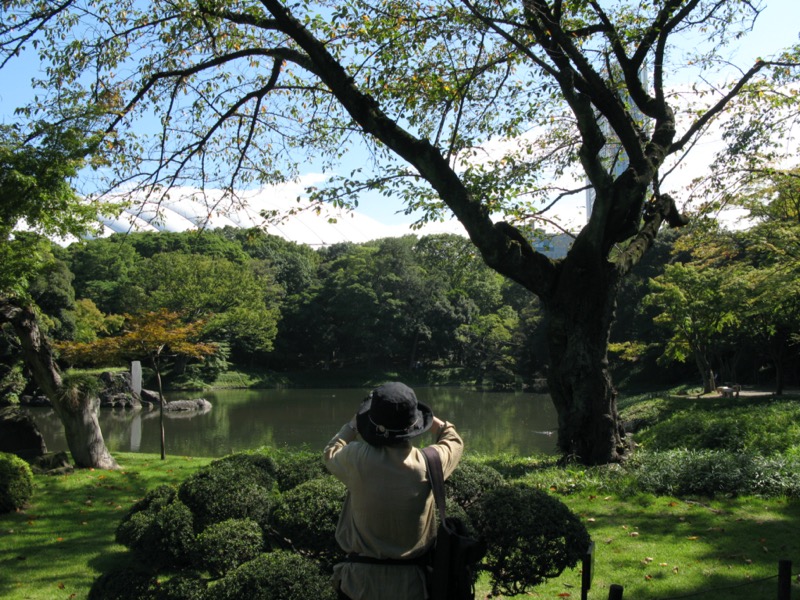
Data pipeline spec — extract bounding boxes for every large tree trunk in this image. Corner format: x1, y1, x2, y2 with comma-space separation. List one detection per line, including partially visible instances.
545, 247, 626, 465
0, 299, 118, 470
694, 349, 715, 394
51, 391, 118, 469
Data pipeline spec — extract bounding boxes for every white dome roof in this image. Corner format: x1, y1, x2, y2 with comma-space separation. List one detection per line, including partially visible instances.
98, 185, 409, 246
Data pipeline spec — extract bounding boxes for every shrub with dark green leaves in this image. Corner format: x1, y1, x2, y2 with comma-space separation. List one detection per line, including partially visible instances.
445, 459, 505, 510
195, 518, 264, 577
88, 568, 158, 600
266, 447, 328, 491
119, 484, 177, 521
270, 476, 345, 566
208, 550, 337, 600
155, 571, 208, 600
89, 569, 207, 600
0, 451, 34, 513
178, 453, 279, 531
116, 487, 196, 569
471, 483, 591, 597
444, 497, 479, 537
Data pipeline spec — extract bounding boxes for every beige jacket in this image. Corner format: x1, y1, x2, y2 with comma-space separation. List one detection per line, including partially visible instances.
323, 421, 464, 600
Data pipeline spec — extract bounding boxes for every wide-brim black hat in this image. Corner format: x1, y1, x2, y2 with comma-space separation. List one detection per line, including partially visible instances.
356, 382, 433, 446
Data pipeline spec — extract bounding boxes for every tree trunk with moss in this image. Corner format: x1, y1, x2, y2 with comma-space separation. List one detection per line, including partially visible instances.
0, 299, 118, 469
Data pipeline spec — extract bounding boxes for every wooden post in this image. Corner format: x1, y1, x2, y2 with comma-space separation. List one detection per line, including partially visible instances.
608, 584, 624, 600
581, 541, 595, 600
778, 559, 791, 600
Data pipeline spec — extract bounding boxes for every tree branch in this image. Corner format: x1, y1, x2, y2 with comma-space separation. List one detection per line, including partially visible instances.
258, 0, 558, 297
670, 59, 771, 153
614, 193, 688, 277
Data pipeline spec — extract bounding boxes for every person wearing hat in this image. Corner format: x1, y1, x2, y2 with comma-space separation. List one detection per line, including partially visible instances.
323, 381, 464, 600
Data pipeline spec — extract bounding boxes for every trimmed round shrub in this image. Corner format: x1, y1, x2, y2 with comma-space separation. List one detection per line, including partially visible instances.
471, 482, 590, 597
155, 572, 208, 600
444, 497, 479, 537
263, 447, 328, 492
119, 485, 177, 522
445, 459, 505, 510
116, 488, 196, 569
88, 568, 158, 600
178, 453, 279, 532
0, 451, 34, 513
209, 550, 337, 600
213, 451, 278, 478
195, 518, 264, 577
270, 476, 345, 566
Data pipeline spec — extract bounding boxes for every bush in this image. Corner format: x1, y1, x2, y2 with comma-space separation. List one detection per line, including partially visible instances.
477, 453, 559, 480
116, 487, 196, 569
261, 447, 328, 491
445, 459, 505, 510
208, 550, 337, 600
747, 454, 800, 498
178, 453, 279, 531
270, 476, 345, 566
0, 362, 26, 404
629, 449, 800, 498
119, 484, 177, 521
444, 497, 479, 537
0, 451, 34, 513
637, 402, 800, 456
195, 518, 264, 577
155, 572, 208, 600
88, 568, 158, 600
471, 483, 591, 597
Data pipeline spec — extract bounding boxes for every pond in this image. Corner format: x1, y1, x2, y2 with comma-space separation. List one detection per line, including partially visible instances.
24, 387, 559, 458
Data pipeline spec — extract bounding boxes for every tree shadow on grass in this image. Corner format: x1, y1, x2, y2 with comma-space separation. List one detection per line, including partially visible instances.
556, 494, 800, 600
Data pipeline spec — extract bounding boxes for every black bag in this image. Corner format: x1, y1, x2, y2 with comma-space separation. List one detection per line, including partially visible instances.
422, 447, 487, 600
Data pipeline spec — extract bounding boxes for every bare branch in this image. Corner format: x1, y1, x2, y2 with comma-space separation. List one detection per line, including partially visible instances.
670, 59, 772, 154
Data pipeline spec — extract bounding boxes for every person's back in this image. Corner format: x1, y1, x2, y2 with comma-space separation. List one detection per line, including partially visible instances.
324, 382, 463, 600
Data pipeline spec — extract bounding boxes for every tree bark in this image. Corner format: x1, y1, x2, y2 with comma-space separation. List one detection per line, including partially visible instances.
694, 349, 715, 394
0, 299, 118, 470
544, 241, 626, 465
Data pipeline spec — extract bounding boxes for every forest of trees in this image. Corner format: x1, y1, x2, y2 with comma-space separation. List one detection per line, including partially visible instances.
3, 186, 798, 402
2, 0, 797, 466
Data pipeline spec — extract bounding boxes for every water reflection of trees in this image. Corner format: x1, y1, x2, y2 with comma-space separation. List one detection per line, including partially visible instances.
24, 389, 558, 458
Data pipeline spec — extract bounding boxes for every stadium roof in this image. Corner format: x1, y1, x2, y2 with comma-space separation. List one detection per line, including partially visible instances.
93, 184, 466, 247
89, 183, 570, 257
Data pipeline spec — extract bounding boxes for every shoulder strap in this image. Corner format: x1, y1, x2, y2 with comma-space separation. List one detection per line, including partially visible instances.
422, 446, 447, 523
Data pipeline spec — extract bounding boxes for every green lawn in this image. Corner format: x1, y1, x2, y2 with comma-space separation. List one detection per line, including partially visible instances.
3, 390, 800, 599
495, 493, 800, 599
2, 451, 798, 600
0, 454, 213, 600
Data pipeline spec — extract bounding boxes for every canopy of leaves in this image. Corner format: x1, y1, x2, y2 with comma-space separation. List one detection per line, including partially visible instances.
57, 309, 216, 368
1, 0, 796, 247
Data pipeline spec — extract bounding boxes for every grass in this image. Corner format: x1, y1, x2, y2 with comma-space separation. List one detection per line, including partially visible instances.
0, 454, 213, 600
477, 492, 800, 599
2, 388, 800, 599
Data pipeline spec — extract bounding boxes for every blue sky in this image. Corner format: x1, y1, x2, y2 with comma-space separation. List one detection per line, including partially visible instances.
1, 0, 797, 238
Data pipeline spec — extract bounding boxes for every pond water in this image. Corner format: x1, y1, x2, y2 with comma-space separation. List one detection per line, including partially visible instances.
24, 387, 559, 458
